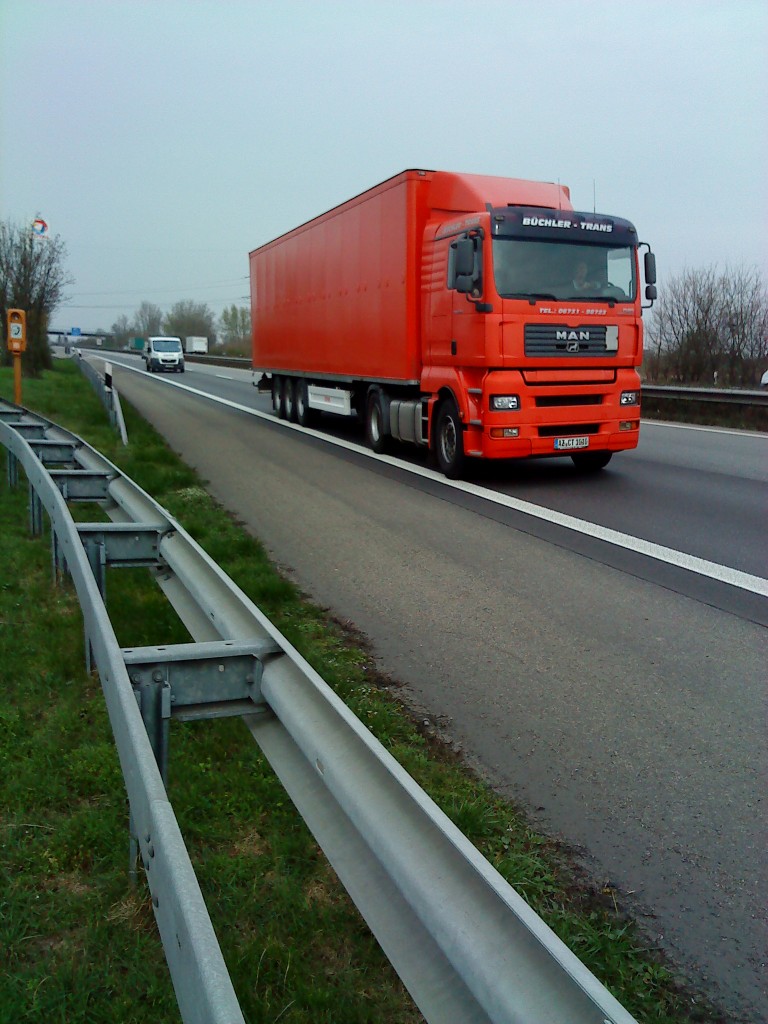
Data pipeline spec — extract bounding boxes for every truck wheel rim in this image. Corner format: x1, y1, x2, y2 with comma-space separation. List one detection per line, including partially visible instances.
371, 407, 381, 443
441, 419, 456, 463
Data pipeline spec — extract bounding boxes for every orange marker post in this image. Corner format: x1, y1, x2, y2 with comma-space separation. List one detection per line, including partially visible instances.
6, 309, 27, 404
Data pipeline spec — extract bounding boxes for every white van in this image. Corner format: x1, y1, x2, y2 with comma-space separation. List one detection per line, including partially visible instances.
145, 336, 185, 373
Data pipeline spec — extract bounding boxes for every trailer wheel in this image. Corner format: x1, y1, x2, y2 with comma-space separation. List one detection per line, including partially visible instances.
295, 379, 315, 427
272, 376, 283, 416
284, 378, 298, 422
365, 389, 391, 454
435, 398, 466, 479
571, 451, 612, 472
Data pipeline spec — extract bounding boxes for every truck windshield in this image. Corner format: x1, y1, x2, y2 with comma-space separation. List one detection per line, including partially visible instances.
153, 340, 181, 351
492, 239, 636, 302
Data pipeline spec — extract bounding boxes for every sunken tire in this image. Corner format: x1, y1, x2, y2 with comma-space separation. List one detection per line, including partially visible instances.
435, 397, 466, 479
365, 388, 392, 454
571, 451, 613, 472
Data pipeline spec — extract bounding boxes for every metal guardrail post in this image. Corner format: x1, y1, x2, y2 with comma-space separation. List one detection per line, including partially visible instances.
76, 354, 129, 444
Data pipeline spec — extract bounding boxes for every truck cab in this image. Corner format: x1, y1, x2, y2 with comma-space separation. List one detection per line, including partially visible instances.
422, 202, 656, 474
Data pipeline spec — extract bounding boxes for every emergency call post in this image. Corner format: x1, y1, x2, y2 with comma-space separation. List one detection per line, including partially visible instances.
6, 309, 27, 353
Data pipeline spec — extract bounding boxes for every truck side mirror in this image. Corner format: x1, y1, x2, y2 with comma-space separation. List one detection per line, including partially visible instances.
644, 251, 657, 286
454, 238, 475, 277
645, 284, 657, 301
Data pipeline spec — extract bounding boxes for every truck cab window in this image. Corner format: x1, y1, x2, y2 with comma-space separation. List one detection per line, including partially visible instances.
492, 239, 636, 302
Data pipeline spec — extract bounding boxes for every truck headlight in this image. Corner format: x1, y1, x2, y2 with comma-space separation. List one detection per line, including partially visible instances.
620, 390, 640, 405
490, 394, 520, 411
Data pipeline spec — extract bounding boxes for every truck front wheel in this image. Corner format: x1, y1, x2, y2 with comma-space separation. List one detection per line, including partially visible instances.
435, 398, 466, 479
571, 451, 612, 472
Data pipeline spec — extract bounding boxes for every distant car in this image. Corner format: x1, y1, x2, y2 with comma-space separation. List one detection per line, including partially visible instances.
145, 336, 185, 373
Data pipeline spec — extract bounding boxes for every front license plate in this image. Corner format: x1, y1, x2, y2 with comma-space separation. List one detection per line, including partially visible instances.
554, 436, 589, 450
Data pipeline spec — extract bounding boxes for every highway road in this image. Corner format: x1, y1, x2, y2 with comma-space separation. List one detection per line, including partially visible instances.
103, 355, 767, 1022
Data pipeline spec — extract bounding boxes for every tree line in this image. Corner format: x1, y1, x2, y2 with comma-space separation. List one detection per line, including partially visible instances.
0, 217, 251, 372
644, 265, 767, 387
108, 300, 251, 352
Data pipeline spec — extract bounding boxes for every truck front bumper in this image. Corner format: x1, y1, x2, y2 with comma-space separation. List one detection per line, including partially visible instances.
462, 369, 641, 459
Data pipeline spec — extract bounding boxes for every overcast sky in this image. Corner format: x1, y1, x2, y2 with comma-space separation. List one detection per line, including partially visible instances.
1, 0, 766, 334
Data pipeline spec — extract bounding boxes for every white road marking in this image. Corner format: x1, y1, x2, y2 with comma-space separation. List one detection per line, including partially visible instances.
116, 362, 768, 597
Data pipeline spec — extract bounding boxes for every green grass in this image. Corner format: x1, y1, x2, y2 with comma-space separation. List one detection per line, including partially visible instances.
0, 362, 721, 1023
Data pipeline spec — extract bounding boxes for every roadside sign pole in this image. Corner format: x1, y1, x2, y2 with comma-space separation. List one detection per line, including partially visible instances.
14, 350, 22, 404
6, 309, 27, 405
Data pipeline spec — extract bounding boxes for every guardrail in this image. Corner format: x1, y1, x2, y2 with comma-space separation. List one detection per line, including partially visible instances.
1, 396, 641, 1023
75, 352, 129, 443
71, 344, 768, 410
641, 384, 768, 408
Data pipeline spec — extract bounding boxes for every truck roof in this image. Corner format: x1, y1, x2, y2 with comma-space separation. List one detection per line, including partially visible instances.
249, 170, 573, 254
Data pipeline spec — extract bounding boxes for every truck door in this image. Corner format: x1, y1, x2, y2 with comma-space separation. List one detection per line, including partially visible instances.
449, 233, 487, 367
424, 232, 453, 366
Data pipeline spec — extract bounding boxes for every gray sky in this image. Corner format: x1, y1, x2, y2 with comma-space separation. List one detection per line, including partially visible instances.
1, 0, 766, 334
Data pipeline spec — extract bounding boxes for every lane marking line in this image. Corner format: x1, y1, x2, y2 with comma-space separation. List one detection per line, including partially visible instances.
114, 362, 768, 598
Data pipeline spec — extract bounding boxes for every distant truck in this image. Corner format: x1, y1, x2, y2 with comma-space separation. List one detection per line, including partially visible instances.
249, 169, 656, 477
184, 336, 209, 354
145, 336, 185, 373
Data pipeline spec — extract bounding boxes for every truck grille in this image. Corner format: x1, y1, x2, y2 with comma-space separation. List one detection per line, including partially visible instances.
538, 423, 600, 437
535, 395, 603, 407
524, 325, 615, 357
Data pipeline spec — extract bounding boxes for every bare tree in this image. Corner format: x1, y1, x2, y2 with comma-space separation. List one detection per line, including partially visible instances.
218, 304, 251, 350
719, 266, 768, 384
133, 301, 164, 338
110, 313, 135, 349
163, 300, 216, 341
0, 218, 73, 374
646, 265, 767, 386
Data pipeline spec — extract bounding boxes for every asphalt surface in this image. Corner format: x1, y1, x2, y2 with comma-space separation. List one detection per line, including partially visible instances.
110, 359, 768, 1023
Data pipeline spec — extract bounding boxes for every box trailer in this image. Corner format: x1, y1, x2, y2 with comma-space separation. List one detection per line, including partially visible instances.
249, 169, 656, 477
184, 336, 209, 354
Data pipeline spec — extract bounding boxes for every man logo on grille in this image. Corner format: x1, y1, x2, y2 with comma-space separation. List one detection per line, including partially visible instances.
566, 340, 580, 352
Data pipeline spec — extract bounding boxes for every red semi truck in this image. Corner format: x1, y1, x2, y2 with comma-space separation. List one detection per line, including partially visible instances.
249, 169, 656, 477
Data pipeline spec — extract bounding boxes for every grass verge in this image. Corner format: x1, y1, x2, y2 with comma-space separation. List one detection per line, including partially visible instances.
0, 361, 721, 1023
